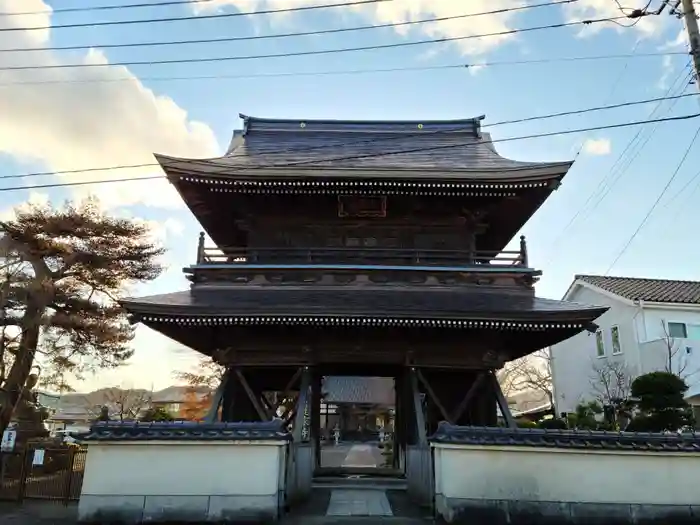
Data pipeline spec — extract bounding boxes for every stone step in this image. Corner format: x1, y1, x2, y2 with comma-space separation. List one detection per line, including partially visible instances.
282, 516, 435, 525
313, 477, 408, 490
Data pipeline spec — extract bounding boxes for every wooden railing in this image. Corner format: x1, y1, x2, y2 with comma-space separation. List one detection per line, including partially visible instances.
194, 234, 529, 268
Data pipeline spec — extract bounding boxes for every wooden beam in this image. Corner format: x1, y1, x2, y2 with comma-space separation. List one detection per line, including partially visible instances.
203, 367, 231, 423
488, 371, 517, 429
415, 368, 453, 425
234, 369, 269, 422
451, 372, 486, 423
409, 368, 428, 446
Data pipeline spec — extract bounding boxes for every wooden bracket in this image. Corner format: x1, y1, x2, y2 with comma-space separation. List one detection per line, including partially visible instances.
415, 368, 453, 425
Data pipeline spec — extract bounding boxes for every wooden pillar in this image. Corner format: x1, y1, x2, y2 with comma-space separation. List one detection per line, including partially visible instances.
203, 367, 232, 423
310, 369, 322, 469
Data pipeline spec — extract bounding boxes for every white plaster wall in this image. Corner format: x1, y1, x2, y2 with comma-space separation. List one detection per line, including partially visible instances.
640, 307, 700, 342
433, 444, 700, 505
550, 285, 638, 413
81, 440, 286, 497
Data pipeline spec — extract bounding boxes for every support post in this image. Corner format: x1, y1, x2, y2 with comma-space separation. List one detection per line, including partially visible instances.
488, 371, 517, 429
292, 368, 311, 442
203, 367, 231, 423
519, 235, 529, 267
681, 0, 700, 86
409, 368, 427, 446
196, 231, 205, 264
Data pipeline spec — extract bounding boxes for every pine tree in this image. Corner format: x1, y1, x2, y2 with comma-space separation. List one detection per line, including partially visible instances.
0, 199, 164, 435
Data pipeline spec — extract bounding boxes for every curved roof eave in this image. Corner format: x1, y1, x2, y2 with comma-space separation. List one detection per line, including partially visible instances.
154, 153, 574, 181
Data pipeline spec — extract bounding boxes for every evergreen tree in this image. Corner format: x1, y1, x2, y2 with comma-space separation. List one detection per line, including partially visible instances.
0, 199, 164, 435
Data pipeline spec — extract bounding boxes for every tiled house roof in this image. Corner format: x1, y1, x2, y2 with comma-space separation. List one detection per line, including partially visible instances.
430, 424, 700, 452
576, 275, 700, 305
323, 377, 395, 406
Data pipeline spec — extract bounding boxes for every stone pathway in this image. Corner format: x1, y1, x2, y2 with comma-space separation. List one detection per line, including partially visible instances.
326, 489, 393, 517
340, 444, 383, 468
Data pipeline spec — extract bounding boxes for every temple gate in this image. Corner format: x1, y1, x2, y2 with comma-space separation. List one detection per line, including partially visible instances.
80, 115, 618, 524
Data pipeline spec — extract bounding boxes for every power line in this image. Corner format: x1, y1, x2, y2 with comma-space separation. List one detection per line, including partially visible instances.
1, 0, 218, 16
1, 52, 688, 87
3, 92, 696, 182
0, 16, 633, 71
0, 0, 578, 53
2, 112, 699, 193
604, 121, 700, 273
0, 0, 389, 32
542, 60, 693, 260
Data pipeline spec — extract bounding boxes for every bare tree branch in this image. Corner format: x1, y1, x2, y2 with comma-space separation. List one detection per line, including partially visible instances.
500, 349, 553, 408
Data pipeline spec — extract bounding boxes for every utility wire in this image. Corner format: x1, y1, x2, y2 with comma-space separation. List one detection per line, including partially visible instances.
2, 0, 219, 16
0, 0, 389, 32
543, 60, 693, 260
576, 67, 693, 218
2, 112, 699, 193
2, 92, 696, 182
1, 52, 688, 87
0, 16, 633, 71
604, 121, 700, 274
0, 0, 578, 53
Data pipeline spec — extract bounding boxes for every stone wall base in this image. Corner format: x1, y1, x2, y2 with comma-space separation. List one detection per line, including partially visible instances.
435, 495, 700, 525
78, 494, 279, 524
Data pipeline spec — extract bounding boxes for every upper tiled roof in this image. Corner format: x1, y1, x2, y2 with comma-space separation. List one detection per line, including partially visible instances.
430, 423, 700, 452
157, 115, 573, 174
576, 275, 700, 304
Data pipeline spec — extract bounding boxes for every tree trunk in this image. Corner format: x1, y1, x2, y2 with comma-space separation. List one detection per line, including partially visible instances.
0, 302, 43, 437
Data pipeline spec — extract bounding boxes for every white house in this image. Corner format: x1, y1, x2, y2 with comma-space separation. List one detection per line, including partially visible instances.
551, 275, 700, 414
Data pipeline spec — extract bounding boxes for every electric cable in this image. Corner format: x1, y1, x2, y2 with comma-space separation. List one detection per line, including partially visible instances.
1, 52, 687, 87
542, 61, 693, 261
1, 92, 696, 182
604, 121, 700, 274
0, 0, 579, 53
0, 16, 631, 71
1, 112, 698, 193
0, 0, 390, 32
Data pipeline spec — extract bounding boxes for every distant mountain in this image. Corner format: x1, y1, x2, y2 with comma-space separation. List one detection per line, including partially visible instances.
56, 385, 211, 409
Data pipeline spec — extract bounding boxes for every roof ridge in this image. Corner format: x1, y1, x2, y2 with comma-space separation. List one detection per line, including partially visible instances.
239, 113, 487, 125
576, 274, 700, 285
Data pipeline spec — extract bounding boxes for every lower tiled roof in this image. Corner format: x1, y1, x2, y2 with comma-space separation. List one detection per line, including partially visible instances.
81, 420, 290, 442
430, 423, 700, 452
576, 275, 700, 304
123, 288, 607, 321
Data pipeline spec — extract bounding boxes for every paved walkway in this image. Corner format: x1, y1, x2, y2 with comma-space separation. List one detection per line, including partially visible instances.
341, 444, 383, 468
326, 489, 393, 517
321, 443, 386, 469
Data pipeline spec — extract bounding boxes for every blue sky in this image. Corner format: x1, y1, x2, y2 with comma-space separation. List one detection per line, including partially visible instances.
0, 0, 698, 391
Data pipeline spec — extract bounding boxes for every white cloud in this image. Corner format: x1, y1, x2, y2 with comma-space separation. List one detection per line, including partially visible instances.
657, 54, 675, 90
660, 27, 688, 50
582, 137, 612, 155
194, 0, 536, 56
0, 1, 220, 210
563, 0, 666, 37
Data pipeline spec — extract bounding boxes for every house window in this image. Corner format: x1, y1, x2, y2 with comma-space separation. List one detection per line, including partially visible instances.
687, 324, 700, 340
667, 322, 688, 339
595, 330, 605, 357
611, 326, 622, 354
